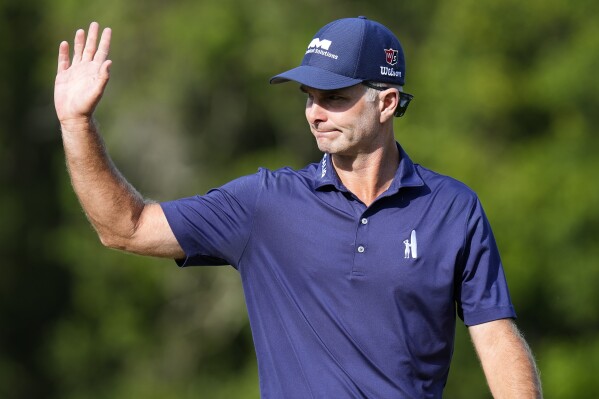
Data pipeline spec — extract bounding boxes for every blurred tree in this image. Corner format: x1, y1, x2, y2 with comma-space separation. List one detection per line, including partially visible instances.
0, 0, 71, 398
0, 0, 597, 398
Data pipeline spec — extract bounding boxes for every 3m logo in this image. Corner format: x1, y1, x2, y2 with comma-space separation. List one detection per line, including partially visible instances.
403, 230, 418, 259
306, 38, 338, 60
384, 48, 398, 66
308, 38, 332, 50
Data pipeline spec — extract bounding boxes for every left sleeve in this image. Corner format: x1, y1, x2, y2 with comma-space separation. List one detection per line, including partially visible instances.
456, 198, 517, 326
160, 172, 262, 268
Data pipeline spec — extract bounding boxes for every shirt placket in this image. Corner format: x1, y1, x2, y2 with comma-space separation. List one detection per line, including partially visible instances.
349, 196, 370, 276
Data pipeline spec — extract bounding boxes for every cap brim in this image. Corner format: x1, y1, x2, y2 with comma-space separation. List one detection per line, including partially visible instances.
270, 65, 363, 90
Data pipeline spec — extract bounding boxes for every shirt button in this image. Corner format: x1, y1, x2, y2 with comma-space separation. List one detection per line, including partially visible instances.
357, 246, 365, 253
361, 218, 368, 225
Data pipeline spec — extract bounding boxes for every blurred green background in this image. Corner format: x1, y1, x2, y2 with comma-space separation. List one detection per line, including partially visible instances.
1, 0, 598, 397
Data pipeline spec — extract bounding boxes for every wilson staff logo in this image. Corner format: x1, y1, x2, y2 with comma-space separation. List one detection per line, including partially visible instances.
384, 48, 398, 66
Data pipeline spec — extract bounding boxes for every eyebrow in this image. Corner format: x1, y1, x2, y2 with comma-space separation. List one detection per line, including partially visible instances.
299, 85, 345, 96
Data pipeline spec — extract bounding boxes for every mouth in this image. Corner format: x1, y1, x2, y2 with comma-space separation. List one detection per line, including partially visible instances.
315, 130, 335, 134
312, 130, 339, 142
312, 126, 339, 135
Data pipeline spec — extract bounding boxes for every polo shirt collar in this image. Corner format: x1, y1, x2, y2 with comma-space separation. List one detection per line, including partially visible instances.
313, 142, 424, 194
314, 153, 341, 190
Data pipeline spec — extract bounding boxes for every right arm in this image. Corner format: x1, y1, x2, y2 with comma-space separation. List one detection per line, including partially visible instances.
55, 22, 184, 259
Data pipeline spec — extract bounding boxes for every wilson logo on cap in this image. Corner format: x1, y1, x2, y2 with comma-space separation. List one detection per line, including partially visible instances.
384, 48, 398, 66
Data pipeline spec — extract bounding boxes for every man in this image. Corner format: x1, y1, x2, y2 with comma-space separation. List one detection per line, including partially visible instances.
54, 16, 542, 398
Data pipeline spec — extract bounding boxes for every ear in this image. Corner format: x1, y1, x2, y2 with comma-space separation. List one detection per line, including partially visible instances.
378, 88, 399, 123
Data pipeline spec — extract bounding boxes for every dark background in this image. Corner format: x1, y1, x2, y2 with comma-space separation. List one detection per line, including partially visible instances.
1, 0, 598, 397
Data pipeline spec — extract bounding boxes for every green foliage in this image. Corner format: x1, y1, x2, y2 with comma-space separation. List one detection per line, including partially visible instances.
1, 0, 598, 397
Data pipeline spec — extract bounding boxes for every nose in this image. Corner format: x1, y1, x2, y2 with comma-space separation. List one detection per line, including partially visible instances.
305, 98, 327, 127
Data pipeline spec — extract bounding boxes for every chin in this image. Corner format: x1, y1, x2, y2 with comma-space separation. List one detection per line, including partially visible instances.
316, 143, 342, 155
314, 138, 331, 153
316, 143, 329, 153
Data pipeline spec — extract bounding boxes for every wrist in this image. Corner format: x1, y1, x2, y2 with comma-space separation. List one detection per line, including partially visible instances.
60, 116, 97, 134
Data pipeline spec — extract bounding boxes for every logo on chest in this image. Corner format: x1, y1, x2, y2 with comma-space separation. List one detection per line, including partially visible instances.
403, 229, 418, 259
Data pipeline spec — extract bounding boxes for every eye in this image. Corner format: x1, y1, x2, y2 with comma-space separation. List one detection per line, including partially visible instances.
299, 87, 313, 100
305, 93, 314, 104
324, 93, 348, 103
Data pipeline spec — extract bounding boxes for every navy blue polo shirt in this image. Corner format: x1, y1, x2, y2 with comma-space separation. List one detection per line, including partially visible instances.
161, 145, 516, 398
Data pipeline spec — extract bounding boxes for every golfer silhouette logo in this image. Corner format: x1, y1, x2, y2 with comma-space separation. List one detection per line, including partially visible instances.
404, 230, 418, 259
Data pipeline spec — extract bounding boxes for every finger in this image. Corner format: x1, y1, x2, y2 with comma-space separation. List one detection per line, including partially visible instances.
82, 21, 99, 62
57, 41, 70, 73
72, 28, 85, 64
93, 27, 112, 63
99, 60, 112, 81
92, 60, 112, 100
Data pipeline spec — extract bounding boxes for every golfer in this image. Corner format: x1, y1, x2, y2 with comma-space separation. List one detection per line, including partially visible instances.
54, 16, 542, 398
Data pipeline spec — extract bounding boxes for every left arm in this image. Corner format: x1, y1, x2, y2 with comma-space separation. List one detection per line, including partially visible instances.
469, 318, 542, 398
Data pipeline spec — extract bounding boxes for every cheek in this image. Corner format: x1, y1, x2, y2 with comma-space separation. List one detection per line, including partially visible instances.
353, 105, 379, 131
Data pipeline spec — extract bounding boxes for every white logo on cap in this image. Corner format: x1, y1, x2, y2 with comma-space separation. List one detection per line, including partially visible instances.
308, 38, 332, 50
380, 66, 402, 77
306, 38, 338, 60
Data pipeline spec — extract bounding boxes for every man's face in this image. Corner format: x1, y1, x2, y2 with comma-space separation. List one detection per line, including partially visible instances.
301, 84, 382, 156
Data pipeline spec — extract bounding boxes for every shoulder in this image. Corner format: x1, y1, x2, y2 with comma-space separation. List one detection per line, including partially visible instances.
411, 164, 483, 224
205, 164, 318, 205
260, 163, 319, 179
415, 163, 479, 203
248, 163, 319, 191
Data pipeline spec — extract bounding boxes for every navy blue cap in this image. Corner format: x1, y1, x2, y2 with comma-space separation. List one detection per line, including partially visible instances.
270, 16, 406, 90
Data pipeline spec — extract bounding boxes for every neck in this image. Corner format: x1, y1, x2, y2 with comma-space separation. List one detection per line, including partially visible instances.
332, 140, 400, 207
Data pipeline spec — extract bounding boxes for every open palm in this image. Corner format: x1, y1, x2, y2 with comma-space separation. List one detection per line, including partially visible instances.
54, 22, 112, 123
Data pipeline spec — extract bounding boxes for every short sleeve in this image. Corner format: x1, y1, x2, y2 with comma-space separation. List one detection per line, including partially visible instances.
456, 198, 517, 326
160, 172, 262, 267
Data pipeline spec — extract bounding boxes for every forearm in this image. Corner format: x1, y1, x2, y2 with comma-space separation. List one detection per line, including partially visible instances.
61, 117, 146, 247
470, 319, 542, 398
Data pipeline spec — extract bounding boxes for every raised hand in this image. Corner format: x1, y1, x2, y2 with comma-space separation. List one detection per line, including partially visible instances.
54, 22, 112, 124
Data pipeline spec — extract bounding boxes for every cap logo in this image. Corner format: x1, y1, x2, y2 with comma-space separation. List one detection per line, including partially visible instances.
306, 38, 338, 60
308, 38, 332, 50
384, 48, 398, 66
